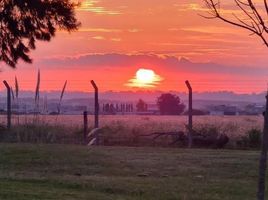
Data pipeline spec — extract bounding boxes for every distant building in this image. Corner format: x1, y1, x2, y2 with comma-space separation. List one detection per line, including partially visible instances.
224, 106, 238, 115
242, 104, 264, 115
209, 105, 238, 116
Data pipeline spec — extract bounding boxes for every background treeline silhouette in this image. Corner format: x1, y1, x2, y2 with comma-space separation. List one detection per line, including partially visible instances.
102, 103, 134, 114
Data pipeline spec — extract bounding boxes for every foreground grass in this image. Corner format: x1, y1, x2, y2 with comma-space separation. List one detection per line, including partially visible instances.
0, 144, 265, 200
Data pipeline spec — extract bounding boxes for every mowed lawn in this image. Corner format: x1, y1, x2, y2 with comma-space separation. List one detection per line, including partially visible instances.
0, 144, 265, 200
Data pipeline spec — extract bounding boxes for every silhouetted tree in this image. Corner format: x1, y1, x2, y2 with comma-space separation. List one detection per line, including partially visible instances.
104, 103, 109, 113
203, 1, 268, 199
157, 93, 185, 115
102, 104, 105, 112
109, 104, 115, 114
136, 99, 147, 112
128, 104, 131, 112
0, 0, 80, 68
130, 104, 134, 112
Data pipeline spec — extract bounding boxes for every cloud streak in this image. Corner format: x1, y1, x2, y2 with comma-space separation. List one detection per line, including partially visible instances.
38, 53, 268, 77
78, 0, 122, 15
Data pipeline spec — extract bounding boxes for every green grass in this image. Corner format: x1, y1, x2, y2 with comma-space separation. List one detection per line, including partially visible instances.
0, 144, 266, 200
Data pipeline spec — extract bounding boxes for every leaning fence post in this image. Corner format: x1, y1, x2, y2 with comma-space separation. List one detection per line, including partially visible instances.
91, 80, 99, 145
3, 81, 11, 129
83, 111, 88, 144
185, 80, 193, 148
257, 93, 268, 200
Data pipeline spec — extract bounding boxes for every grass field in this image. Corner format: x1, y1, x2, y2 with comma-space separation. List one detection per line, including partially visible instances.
0, 115, 263, 135
0, 115, 263, 147
0, 144, 266, 200
5, 115, 264, 130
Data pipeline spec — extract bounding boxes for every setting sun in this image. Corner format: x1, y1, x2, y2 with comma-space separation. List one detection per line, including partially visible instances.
126, 68, 163, 88
136, 69, 155, 84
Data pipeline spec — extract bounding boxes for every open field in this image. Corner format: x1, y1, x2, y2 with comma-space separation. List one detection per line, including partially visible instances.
5, 115, 264, 130
0, 144, 265, 200
0, 115, 264, 135
0, 115, 264, 147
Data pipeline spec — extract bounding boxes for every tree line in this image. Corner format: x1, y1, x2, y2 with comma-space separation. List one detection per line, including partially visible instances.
102, 93, 205, 115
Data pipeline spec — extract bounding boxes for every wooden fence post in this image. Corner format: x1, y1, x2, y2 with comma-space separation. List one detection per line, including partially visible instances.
185, 80, 193, 148
83, 111, 88, 144
91, 80, 99, 145
257, 93, 268, 200
3, 81, 11, 129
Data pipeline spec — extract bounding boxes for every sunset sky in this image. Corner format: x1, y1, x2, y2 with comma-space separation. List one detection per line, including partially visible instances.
1, 0, 268, 93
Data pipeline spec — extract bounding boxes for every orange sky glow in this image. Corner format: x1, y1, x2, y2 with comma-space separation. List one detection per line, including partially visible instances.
1, 0, 268, 93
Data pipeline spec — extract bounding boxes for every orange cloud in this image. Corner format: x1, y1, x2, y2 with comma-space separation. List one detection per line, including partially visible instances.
78, 0, 122, 15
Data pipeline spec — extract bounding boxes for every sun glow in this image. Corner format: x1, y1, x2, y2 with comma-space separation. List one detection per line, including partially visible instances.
136, 69, 155, 84
126, 68, 163, 88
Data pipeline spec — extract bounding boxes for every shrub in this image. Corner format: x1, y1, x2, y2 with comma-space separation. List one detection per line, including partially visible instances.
237, 128, 262, 149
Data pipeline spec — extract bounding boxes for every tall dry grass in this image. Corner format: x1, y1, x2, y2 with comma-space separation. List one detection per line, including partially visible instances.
34, 69, 40, 113
15, 76, 19, 99
57, 80, 67, 114
0, 115, 263, 147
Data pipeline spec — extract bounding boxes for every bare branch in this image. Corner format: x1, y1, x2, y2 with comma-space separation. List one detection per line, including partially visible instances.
202, 0, 268, 47
265, 0, 268, 15
234, 0, 261, 33
247, 0, 266, 31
